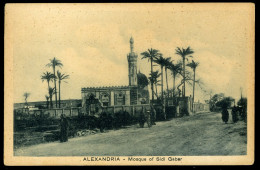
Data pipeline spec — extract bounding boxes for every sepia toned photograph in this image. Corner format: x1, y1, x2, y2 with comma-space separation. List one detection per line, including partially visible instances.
4, 3, 254, 165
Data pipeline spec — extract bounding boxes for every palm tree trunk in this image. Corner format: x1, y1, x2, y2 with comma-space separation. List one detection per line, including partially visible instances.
155, 83, 158, 97
151, 58, 154, 104
183, 57, 186, 97
47, 81, 50, 109
59, 80, 61, 108
182, 57, 188, 116
165, 67, 169, 106
53, 66, 57, 108
46, 99, 49, 109
47, 81, 50, 90
192, 69, 196, 112
172, 73, 176, 105
50, 95, 53, 108
161, 65, 166, 119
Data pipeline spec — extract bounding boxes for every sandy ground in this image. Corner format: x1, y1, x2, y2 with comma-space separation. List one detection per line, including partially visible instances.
14, 111, 247, 156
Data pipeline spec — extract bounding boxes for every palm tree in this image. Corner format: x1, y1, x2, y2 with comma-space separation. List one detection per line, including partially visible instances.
141, 48, 160, 104
169, 61, 182, 96
48, 87, 55, 108
57, 71, 69, 108
175, 47, 194, 97
154, 54, 166, 119
23, 92, 30, 107
187, 59, 199, 112
163, 57, 171, 102
46, 57, 63, 108
41, 71, 55, 90
149, 70, 161, 97
45, 95, 50, 109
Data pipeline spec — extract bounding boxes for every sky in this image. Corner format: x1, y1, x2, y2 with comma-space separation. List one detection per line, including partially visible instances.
6, 3, 254, 104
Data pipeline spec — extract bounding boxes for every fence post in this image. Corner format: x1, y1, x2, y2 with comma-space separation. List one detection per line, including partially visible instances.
133, 105, 135, 117
55, 109, 57, 117
70, 108, 72, 117
113, 106, 115, 115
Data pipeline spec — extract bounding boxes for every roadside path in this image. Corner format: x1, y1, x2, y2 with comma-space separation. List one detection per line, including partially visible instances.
14, 111, 247, 156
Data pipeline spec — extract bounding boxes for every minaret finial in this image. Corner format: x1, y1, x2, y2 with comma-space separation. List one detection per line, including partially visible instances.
130, 37, 134, 53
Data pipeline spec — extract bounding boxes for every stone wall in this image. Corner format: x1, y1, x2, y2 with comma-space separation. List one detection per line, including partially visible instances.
193, 103, 210, 113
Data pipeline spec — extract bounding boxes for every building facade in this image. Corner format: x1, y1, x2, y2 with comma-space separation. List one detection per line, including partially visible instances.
81, 37, 149, 115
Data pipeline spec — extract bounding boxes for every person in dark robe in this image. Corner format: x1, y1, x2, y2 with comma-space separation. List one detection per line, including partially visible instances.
221, 105, 229, 124
139, 111, 146, 128
150, 104, 156, 125
60, 114, 69, 142
231, 105, 238, 123
146, 110, 152, 128
99, 111, 107, 133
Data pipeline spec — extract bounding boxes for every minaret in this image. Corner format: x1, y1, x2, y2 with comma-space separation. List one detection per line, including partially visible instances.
127, 37, 138, 86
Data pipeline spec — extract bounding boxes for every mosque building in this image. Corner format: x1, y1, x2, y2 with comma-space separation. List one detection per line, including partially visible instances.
81, 37, 150, 115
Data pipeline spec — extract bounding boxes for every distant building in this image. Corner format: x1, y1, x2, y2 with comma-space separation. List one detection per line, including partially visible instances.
81, 37, 150, 115
193, 101, 210, 113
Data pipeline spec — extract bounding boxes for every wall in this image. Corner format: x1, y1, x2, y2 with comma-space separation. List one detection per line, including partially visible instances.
14, 105, 151, 120
193, 103, 210, 113
99, 104, 150, 117
14, 107, 82, 120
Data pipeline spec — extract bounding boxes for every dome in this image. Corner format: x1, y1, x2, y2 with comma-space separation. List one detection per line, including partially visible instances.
137, 72, 148, 89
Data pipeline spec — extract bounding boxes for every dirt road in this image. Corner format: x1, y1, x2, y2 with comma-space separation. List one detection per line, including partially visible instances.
14, 111, 247, 156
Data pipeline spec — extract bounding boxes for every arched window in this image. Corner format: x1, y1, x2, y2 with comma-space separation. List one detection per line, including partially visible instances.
101, 92, 110, 107
115, 91, 125, 106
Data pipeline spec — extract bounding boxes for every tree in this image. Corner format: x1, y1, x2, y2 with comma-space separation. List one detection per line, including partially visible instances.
23, 92, 30, 107
168, 61, 182, 104
216, 97, 234, 109
175, 47, 194, 97
46, 57, 63, 108
209, 93, 225, 111
140, 48, 160, 104
45, 95, 50, 109
237, 97, 247, 107
237, 97, 247, 121
154, 54, 166, 119
41, 71, 55, 91
48, 87, 55, 108
187, 60, 199, 112
57, 71, 69, 108
148, 70, 161, 97
164, 57, 172, 103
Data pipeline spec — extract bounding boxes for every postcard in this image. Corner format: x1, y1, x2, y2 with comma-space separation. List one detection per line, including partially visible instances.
4, 3, 255, 165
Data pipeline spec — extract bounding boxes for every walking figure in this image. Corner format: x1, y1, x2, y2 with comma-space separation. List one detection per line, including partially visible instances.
231, 105, 239, 123
99, 111, 107, 133
138, 111, 146, 128
60, 114, 69, 142
221, 106, 229, 124
146, 110, 152, 128
150, 104, 156, 125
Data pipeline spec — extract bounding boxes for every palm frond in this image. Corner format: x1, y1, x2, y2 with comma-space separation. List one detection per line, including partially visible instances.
46, 57, 63, 68
57, 70, 70, 81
